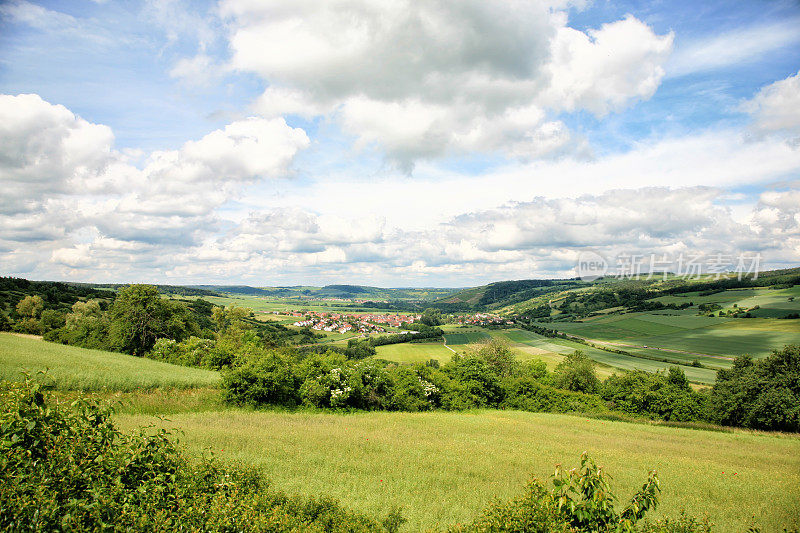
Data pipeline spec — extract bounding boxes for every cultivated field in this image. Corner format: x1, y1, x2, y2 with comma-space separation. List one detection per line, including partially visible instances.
0, 333, 220, 391
545, 308, 800, 366
375, 341, 455, 363
117, 408, 800, 532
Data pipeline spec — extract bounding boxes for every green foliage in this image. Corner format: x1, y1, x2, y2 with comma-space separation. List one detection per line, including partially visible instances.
553, 350, 600, 394
15, 295, 44, 318
346, 338, 377, 359
109, 285, 197, 356
710, 345, 800, 431
601, 369, 706, 422
0, 378, 399, 532
147, 336, 222, 369
419, 308, 444, 326
223, 353, 300, 407
453, 452, 708, 532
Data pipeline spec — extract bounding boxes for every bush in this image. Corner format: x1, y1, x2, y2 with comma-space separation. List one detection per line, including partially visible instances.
0, 378, 400, 532
223, 353, 300, 407
710, 345, 800, 431
552, 351, 600, 394
601, 369, 706, 423
452, 452, 710, 532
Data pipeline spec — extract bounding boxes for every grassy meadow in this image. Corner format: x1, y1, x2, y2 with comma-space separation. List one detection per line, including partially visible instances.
2, 332, 799, 531
0, 333, 220, 391
116, 408, 800, 532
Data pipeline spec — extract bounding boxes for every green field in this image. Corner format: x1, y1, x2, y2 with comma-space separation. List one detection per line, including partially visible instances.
117, 409, 800, 532
2, 327, 800, 531
375, 341, 455, 363
443, 331, 491, 345
490, 329, 719, 384
545, 311, 800, 363
0, 333, 220, 391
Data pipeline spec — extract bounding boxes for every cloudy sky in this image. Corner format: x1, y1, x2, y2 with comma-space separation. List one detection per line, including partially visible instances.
1, 0, 799, 287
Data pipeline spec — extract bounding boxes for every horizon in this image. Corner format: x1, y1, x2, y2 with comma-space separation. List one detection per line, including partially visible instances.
2, 0, 799, 286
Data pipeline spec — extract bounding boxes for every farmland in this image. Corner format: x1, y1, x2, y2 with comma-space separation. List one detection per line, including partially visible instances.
2, 320, 800, 531
544, 311, 800, 363
116, 407, 800, 532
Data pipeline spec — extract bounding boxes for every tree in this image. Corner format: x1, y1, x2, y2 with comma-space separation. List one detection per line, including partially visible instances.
108, 285, 193, 356
419, 308, 443, 327
553, 350, 599, 394
16, 295, 44, 319
711, 345, 800, 431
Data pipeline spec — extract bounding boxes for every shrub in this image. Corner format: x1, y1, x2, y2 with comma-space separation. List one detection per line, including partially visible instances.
452, 452, 710, 532
552, 351, 600, 394
601, 369, 706, 423
0, 378, 401, 532
442, 355, 504, 409
711, 345, 800, 431
223, 353, 300, 407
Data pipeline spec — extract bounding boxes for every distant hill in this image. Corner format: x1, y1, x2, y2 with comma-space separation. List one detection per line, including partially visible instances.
192, 284, 460, 302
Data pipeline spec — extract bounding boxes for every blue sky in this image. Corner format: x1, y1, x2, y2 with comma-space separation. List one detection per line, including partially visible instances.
1, 0, 799, 286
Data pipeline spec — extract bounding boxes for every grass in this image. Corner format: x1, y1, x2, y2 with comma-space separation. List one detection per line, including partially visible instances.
0, 333, 220, 391
116, 408, 800, 532
375, 341, 456, 363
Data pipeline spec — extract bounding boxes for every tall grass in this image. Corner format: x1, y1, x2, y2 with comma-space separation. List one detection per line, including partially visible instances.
117, 408, 800, 532
0, 333, 220, 391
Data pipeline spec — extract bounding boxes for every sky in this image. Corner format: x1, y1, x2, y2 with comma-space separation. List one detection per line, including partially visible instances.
1, 0, 799, 287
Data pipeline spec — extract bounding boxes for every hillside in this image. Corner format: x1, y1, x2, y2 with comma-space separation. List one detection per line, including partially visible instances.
117, 407, 800, 531
193, 284, 460, 302
0, 333, 220, 391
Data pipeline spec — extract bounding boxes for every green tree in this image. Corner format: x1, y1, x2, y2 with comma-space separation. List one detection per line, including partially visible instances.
419, 308, 443, 327
16, 295, 44, 319
552, 350, 599, 394
108, 285, 193, 356
711, 345, 800, 431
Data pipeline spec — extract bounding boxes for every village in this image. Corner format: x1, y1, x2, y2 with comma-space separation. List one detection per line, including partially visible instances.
277, 309, 512, 335
288, 311, 421, 335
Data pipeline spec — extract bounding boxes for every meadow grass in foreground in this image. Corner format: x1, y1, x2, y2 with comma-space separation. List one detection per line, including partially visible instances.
116, 408, 800, 532
0, 333, 220, 391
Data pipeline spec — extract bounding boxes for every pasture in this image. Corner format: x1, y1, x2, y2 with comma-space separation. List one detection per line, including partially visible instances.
0, 333, 220, 391
117, 408, 800, 532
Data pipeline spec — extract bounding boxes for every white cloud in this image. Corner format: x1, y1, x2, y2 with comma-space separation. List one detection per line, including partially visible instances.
0, 95, 310, 251
541, 15, 673, 115
221, 0, 672, 168
741, 71, 800, 142
0, 94, 115, 215
668, 20, 800, 77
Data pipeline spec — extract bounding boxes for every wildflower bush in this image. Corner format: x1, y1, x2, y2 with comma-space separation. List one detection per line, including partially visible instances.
452, 452, 711, 533
0, 378, 404, 532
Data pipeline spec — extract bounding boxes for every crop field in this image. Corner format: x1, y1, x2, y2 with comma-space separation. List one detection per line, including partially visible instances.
490, 329, 719, 383
544, 311, 800, 362
443, 331, 491, 345
116, 408, 800, 532
375, 341, 455, 363
0, 333, 220, 391
201, 294, 403, 314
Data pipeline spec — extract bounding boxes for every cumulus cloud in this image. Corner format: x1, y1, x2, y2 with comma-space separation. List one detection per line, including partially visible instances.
0, 94, 115, 216
0, 95, 310, 255
221, 0, 672, 168
741, 71, 800, 143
